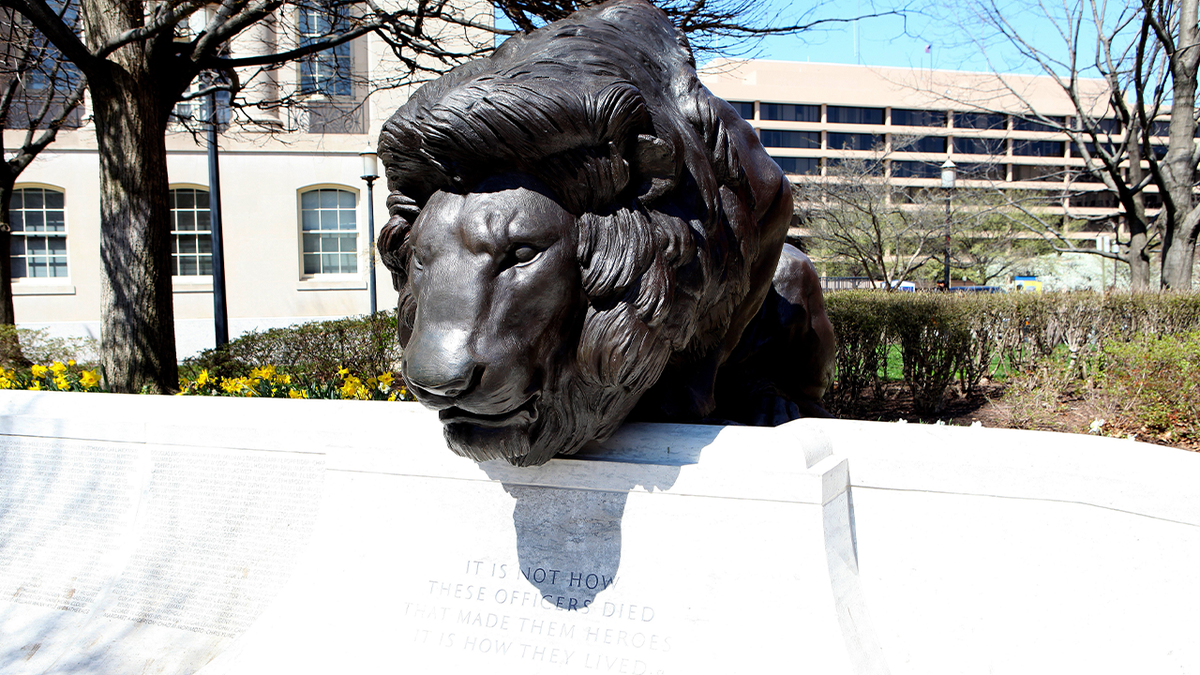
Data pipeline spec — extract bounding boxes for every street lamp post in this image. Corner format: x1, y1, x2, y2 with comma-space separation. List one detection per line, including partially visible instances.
941, 158, 957, 292
207, 88, 229, 347
360, 149, 379, 315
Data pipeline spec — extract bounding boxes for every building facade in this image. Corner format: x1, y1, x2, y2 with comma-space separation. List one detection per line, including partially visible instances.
697, 60, 1147, 237
6, 7, 490, 357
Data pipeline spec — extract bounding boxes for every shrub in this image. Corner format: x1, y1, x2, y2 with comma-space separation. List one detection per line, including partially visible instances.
183, 311, 400, 382
0, 325, 99, 369
1100, 330, 1200, 443
823, 290, 1200, 421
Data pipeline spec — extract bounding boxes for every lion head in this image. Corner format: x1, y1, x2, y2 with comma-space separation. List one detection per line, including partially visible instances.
377, 0, 790, 466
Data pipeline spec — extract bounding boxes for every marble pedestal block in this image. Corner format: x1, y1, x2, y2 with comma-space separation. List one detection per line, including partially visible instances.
0, 391, 885, 675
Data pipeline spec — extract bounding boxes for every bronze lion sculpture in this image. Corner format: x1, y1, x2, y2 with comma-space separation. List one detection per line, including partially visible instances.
376, 0, 835, 467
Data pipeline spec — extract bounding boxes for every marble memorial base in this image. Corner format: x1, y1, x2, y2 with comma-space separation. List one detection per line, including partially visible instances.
2, 390, 1199, 674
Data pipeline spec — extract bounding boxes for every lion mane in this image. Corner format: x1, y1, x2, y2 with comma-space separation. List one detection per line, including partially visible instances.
377, 0, 791, 464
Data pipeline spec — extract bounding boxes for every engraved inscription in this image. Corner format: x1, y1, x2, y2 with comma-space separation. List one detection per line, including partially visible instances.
404, 558, 672, 674
0, 437, 135, 613
102, 448, 322, 638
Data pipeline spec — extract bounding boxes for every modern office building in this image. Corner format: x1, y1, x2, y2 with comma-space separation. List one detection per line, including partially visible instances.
697, 59, 1143, 238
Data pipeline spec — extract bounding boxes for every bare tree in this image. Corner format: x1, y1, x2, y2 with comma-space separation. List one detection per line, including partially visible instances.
0, 3, 85, 339
929, 0, 1200, 290
799, 154, 1043, 288
798, 157, 944, 288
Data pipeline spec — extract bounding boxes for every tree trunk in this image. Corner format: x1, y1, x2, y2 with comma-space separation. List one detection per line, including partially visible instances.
88, 68, 178, 393
0, 191, 25, 367
1125, 130, 1152, 291
0, 194, 16, 326
1160, 0, 1200, 290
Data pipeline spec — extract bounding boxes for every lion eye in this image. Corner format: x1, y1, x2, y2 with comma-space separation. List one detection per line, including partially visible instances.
513, 245, 539, 264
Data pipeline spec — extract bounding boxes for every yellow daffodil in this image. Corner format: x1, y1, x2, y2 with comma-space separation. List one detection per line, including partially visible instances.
250, 365, 276, 380
28, 380, 42, 391
339, 375, 361, 399
275, 373, 291, 385
67, 359, 76, 367
195, 369, 210, 386
80, 370, 100, 389
54, 376, 70, 391
50, 362, 67, 375
30, 364, 48, 377
287, 389, 307, 399
387, 392, 397, 401
378, 372, 394, 388
338, 366, 350, 378
0, 377, 13, 390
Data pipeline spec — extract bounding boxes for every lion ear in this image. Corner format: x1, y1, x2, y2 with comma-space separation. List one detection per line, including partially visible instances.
632, 134, 677, 206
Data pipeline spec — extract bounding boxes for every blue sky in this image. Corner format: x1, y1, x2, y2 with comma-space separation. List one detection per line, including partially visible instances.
721, 1, 1071, 77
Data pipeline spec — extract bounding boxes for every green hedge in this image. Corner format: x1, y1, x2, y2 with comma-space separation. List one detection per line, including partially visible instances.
824, 291, 1200, 416
183, 311, 400, 382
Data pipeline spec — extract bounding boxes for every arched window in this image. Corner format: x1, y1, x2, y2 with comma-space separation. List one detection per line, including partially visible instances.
10, 187, 67, 278
300, 188, 357, 275
170, 188, 212, 276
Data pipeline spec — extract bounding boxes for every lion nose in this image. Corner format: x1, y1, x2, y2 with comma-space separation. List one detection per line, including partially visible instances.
403, 328, 480, 399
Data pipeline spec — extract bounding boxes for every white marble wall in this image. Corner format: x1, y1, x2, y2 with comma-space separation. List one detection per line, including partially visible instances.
1, 390, 1197, 674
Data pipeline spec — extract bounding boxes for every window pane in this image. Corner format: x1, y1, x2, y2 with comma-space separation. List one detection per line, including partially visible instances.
195, 190, 210, 209
892, 109, 946, 127
47, 236, 66, 253
338, 190, 355, 208
761, 103, 820, 122
176, 190, 194, 209
44, 191, 63, 209
301, 210, 319, 231
322, 253, 337, 272
10, 191, 22, 210
11, 259, 25, 278
955, 113, 1007, 130
954, 137, 1006, 155
196, 210, 211, 231
303, 233, 319, 253
828, 133, 881, 151
27, 237, 46, 254
340, 253, 356, 273
827, 106, 884, 125
301, 191, 319, 210
200, 257, 212, 275
176, 211, 195, 231
179, 235, 197, 254
771, 157, 820, 175
198, 234, 212, 254
49, 259, 67, 278
9, 212, 22, 232
321, 234, 339, 252
46, 211, 64, 231
339, 233, 357, 252
339, 210, 356, 229
304, 254, 319, 275
10, 237, 25, 255
25, 212, 44, 231
760, 130, 820, 149
320, 190, 337, 208
179, 256, 198, 276
729, 101, 754, 119
25, 190, 43, 209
